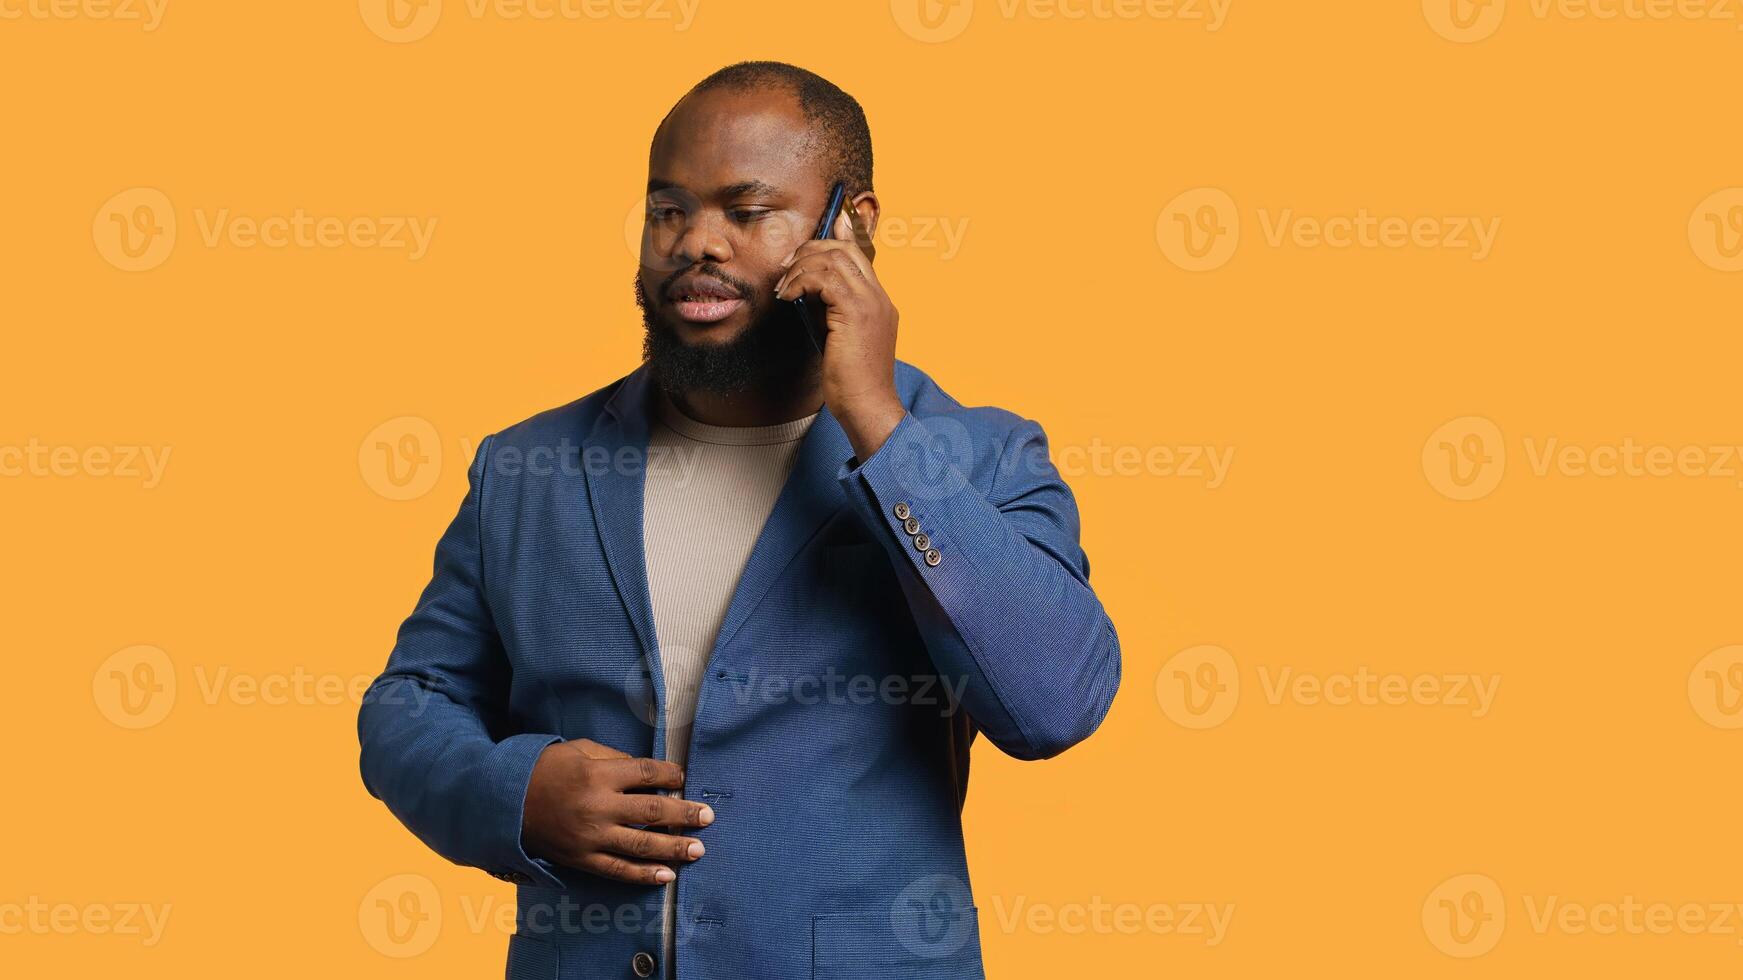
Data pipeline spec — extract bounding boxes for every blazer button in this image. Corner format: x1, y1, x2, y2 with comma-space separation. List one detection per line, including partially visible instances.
913, 533, 931, 551
902, 516, 921, 535
632, 951, 657, 977
924, 548, 942, 567
893, 502, 911, 520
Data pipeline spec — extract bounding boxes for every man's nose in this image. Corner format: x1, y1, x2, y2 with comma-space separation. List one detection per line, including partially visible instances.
673, 213, 732, 266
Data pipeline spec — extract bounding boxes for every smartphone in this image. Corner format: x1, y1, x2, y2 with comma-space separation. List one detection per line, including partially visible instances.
793, 181, 849, 354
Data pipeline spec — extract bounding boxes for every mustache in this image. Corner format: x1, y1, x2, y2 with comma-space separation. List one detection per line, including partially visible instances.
659, 263, 757, 301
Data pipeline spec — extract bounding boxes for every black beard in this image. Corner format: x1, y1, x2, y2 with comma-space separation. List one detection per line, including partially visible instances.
635, 265, 818, 402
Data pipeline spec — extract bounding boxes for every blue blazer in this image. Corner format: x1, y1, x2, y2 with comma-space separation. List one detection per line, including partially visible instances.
358, 359, 1122, 979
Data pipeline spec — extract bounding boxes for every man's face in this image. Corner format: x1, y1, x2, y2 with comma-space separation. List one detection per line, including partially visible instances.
635, 87, 833, 395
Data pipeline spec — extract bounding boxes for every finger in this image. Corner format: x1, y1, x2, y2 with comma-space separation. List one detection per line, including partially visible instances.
783, 237, 876, 284
776, 251, 868, 297
828, 227, 876, 281
776, 265, 856, 307
601, 826, 706, 864
600, 756, 685, 791
611, 793, 716, 829
578, 852, 677, 886
775, 253, 816, 295
572, 738, 631, 761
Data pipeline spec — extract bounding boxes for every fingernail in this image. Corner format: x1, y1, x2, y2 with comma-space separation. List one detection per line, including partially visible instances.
688, 841, 705, 859
698, 805, 715, 825
781, 252, 795, 267
655, 868, 676, 883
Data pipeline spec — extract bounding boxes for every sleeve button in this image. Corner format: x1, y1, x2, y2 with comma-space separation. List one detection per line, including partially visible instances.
924, 548, 942, 567
893, 502, 911, 520
913, 533, 931, 551
902, 517, 921, 535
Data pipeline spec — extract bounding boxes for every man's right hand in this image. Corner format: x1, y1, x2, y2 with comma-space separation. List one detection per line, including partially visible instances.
522, 738, 713, 885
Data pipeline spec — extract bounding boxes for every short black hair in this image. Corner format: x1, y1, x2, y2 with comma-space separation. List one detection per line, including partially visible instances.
657, 61, 874, 195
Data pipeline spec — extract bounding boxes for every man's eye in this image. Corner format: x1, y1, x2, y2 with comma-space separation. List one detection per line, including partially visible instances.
648, 206, 685, 221
731, 209, 772, 223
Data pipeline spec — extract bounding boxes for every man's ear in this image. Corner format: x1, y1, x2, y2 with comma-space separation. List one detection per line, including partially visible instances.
848, 192, 879, 261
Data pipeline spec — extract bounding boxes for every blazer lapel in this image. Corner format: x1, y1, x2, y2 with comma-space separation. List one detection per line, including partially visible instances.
582, 364, 666, 750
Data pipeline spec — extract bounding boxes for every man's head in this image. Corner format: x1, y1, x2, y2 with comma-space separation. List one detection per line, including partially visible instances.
635, 61, 877, 401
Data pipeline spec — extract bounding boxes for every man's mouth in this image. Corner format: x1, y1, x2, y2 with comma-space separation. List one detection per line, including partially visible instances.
669, 278, 746, 324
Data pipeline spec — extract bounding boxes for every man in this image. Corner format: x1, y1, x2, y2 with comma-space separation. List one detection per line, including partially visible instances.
358, 61, 1121, 980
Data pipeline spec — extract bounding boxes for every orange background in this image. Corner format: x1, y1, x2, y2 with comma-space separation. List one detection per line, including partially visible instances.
3, 0, 1742, 976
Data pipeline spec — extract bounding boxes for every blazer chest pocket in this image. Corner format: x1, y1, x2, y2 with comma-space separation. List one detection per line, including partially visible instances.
816, 541, 892, 594
812, 907, 984, 980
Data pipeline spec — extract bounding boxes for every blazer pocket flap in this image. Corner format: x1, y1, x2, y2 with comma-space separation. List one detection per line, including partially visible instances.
506, 933, 559, 980
812, 906, 983, 979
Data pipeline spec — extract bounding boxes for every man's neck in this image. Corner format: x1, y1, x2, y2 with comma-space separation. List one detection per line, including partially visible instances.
663, 383, 824, 428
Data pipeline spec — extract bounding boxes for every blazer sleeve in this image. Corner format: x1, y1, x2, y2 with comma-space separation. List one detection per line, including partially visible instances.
357, 432, 567, 888
835, 411, 1122, 760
